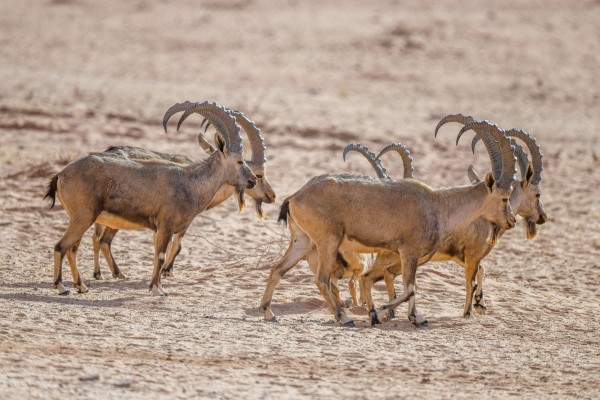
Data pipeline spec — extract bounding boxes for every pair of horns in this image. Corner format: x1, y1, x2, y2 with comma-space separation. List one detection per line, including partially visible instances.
438, 115, 543, 185
342, 143, 414, 179
162, 101, 244, 154
435, 114, 517, 190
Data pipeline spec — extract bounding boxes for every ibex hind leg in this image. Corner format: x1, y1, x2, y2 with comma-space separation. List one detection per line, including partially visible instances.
149, 230, 172, 296
53, 216, 95, 295
259, 233, 311, 321
360, 269, 381, 326
382, 268, 398, 321
92, 224, 104, 280
314, 241, 354, 327
98, 227, 126, 279
161, 232, 185, 279
66, 242, 87, 293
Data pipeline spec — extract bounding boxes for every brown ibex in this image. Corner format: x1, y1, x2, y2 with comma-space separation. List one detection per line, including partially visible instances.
260, 121, 517, 326
361, 116, 547, 321
45, 101, 256, 296
91, 109, 276, 280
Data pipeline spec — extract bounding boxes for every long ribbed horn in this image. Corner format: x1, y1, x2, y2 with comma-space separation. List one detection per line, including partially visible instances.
163, 102, 230, 148
375, 143, 414, 179
164, 101, 243, 153
471, 135, 529, 180
434, 113, 474, 138
504, 128, 543, 185
458, 121, 517, 190
342, 143, 388, 179
227, 110, 266, 166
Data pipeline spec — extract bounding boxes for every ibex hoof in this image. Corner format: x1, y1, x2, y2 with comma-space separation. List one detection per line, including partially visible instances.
93, 272, 104, 280
151, 286, 167, 296
411, 316, 428, 327
339, 315, 354, 326
343, 320, 356, 328
161, 270, 174, 279
262, 309, 276, 321
370, 310, 381, 326
75, 283, 89, 294
473, 304, 487, 315
116, 271, 127, 280
56, 283, 70, 296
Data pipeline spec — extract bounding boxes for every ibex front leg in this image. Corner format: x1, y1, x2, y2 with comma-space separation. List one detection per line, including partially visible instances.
149, 229, 172, 296
377, 253, 425, 326
161, 231, 186, 278
473, 264, 487, 315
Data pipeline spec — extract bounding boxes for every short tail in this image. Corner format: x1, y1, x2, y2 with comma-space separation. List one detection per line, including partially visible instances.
278, 199, 290, 226
44, 175, 58, 209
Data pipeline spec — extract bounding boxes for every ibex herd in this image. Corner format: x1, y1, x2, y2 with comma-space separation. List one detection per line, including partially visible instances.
46, 101, 546, 327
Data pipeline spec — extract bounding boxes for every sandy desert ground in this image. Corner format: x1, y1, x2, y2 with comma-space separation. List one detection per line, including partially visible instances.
1, 0, 599, 398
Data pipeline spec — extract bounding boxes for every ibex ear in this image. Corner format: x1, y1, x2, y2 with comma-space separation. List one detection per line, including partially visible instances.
197, 132, 216, 155
484, 172, 496, 193
214, 133, 226, 154
467, 164, 482, 185
522, 162, 534, 188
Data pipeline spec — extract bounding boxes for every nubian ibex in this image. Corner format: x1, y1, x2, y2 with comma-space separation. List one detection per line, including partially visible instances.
260, 120, 517, 326
359, 116, 546, 320
91, 108, 276, 280
45, 101, 256, 296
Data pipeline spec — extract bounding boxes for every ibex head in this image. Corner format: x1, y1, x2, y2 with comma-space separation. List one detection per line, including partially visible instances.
471, 127, 547, 240
452, 118, 518, 232
169, 104, 275, 218
163, 101, 257, 212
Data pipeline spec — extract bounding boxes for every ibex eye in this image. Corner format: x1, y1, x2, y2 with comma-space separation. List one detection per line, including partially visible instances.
502, 198, 508, 203
535, 194, 540, 198
256, 174, 263, 179
237, 161, 243, 165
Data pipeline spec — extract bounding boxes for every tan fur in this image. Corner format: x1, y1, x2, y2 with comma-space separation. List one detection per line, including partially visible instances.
48, 147, 256, 296
362, 162, 547, 318
260, 174, 516, 326
91, 146, 276, 280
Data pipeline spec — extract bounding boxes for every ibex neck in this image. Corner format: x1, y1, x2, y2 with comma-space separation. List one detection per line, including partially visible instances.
188, 154, 228, 213
205, 185, 237, 210
434, 183, 489, 238
509, 182, 524, 213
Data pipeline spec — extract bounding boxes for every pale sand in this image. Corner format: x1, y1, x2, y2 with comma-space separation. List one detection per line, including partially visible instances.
0, 0, 599, 398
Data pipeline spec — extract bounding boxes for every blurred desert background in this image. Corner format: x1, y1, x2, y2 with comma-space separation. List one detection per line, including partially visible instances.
1, 0, 599, 398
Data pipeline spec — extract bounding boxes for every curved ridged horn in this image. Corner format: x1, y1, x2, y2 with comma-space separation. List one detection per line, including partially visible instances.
165, 101, 243, 153
227, 110, 267, 166
179, 106, 243, 152
504, 128, 543, 185
342, 143, 388, 179
472, 135, 529, 180
163, 102, 231, 149
375, 143, 414, 178
434, 113, 474, 138
457, 120, 517, 190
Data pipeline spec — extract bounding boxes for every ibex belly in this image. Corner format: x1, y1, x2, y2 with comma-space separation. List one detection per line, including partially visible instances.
96, 212, 148, 230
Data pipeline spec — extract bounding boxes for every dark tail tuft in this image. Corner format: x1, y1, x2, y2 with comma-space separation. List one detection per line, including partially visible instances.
44, 175, 59, 209
278, 199, 290, 226
336, 252, 350, 269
